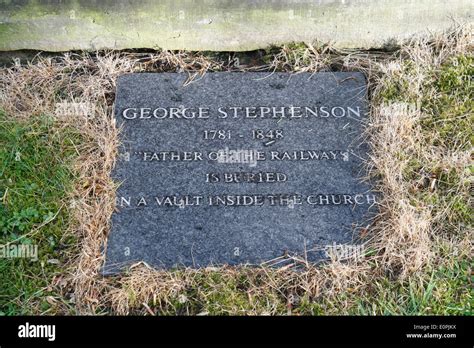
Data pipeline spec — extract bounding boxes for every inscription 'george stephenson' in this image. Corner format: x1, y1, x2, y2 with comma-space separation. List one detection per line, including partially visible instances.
122, 105, 362, 119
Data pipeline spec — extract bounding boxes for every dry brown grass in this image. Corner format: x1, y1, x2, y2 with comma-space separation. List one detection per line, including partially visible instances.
0, 25, 471, 315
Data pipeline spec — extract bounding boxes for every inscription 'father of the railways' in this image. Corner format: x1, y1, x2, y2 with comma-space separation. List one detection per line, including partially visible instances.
103, 72, 376, 274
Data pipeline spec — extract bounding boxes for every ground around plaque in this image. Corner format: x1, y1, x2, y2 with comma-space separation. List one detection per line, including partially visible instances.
0, 26, 472, 315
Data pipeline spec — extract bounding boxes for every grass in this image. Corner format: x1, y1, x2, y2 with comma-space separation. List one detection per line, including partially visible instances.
109, 257, 471, 316
0, 26, 472, 315
387, 54, 473, 231
422, 55, 473, 230
0, 112, 82, 314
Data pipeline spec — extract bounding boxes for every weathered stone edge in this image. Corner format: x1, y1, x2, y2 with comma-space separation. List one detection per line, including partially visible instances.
0, 0, 472, 52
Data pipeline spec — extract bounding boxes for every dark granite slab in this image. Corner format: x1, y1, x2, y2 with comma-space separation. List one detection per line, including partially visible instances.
103, 72, 376, 274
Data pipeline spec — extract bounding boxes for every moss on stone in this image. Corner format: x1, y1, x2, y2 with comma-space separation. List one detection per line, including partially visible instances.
1, 0, 472, 51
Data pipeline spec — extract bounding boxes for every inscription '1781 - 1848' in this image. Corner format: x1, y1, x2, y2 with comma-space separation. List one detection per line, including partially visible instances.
103, 72, 377, 274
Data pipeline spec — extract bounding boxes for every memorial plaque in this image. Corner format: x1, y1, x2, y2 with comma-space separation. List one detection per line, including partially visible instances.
103, 72, 376, 274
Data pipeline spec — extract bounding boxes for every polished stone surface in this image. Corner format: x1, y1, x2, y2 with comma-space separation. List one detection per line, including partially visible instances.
103, 72, 376, 274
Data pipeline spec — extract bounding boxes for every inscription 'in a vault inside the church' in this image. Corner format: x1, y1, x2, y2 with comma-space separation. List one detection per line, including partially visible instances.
103, 72, 377, 274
